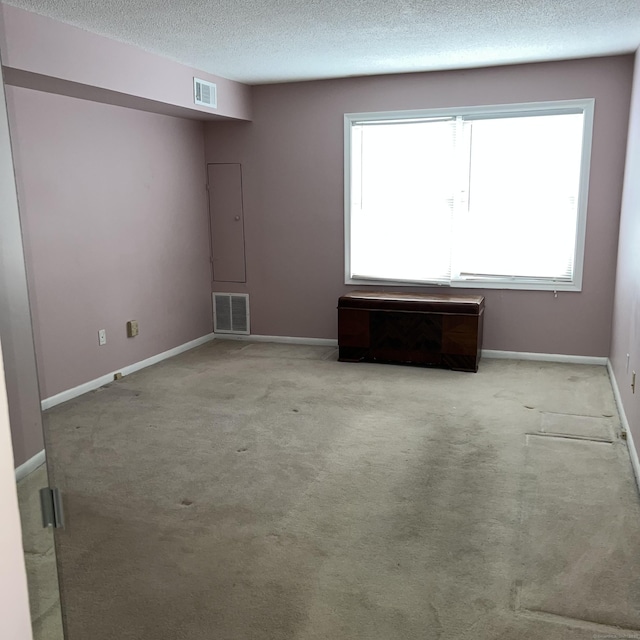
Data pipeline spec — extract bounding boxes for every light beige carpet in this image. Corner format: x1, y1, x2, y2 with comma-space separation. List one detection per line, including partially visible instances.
34, 340, 640, 639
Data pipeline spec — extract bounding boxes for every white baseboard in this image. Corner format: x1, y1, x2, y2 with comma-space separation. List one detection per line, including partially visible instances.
215, 337, 605, 364
41, 333, 215, 411
607, 359, 640, 496
214, 333, 339, 347
15, 449, 45, 482
214, 336, 610, 367
482, 350, 608, 366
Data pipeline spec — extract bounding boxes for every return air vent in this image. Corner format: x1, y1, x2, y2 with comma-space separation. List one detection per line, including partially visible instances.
213, 293, 250, 334
194, 77, 217, 108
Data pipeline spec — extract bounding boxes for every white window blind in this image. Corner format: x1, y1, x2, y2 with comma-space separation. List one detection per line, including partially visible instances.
345, 100, 594, 291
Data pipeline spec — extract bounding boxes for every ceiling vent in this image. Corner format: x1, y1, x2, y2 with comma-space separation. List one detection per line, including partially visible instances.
213, 293, 250, 335
194, 77, 217, 109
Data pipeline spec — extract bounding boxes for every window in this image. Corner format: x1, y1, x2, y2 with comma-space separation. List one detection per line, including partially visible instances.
344, 100, 594, 290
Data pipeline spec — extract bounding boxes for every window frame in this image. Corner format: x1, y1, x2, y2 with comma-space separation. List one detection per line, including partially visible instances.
343, 99, 595, 291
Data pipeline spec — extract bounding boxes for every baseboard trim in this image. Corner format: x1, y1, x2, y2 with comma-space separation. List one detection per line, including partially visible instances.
39, 335, 607, 409
214, 333, 339, 347
15, 449, 45, 482
607, 359, 640, 496
215, 338, 606, 365
482, 350, 607, 366
215, 338, 605, 363
41, 333, 216, 411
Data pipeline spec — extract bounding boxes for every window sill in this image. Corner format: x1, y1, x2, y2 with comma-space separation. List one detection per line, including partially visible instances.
345, 276, 582, 292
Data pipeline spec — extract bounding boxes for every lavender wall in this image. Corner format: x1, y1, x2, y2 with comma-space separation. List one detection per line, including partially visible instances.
6, 86, 213, 404
204, 56, 633, 356
0, 3, 252, 122
611, 52, 640, 444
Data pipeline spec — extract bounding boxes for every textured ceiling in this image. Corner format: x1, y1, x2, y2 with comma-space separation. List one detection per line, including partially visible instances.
4, 0, 640, 84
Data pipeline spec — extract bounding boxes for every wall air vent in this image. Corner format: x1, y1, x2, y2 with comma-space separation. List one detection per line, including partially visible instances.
194, 77, 217, 108
213, 293, 250, 335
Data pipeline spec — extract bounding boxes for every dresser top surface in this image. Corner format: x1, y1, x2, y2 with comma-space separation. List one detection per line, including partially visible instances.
341, 291, 484, 304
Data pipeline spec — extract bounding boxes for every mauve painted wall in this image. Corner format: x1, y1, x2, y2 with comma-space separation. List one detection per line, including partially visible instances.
611, 52, 640, 444
204, 56, 633, 356
0, 3, 252, 122
6, 86, 213, 401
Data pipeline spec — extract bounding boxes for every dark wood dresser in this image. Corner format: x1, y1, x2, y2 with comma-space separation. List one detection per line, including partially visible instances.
338, 291, 485, 372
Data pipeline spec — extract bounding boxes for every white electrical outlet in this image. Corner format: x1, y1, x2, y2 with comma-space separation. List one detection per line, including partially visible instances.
98, 329, 106, 346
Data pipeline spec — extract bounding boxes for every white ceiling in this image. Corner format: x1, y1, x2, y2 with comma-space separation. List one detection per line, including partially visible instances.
5, 0, 640, 85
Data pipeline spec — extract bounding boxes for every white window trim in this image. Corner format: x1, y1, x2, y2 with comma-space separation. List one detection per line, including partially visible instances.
343, 99, 595, 292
